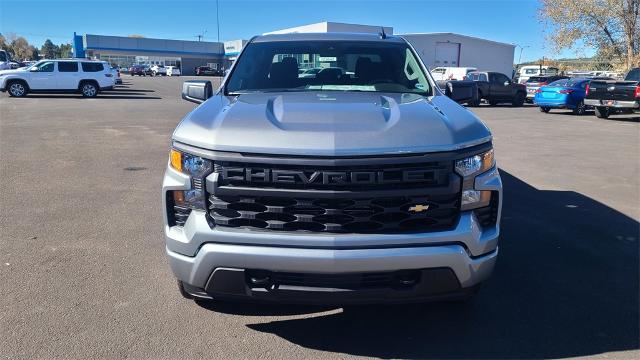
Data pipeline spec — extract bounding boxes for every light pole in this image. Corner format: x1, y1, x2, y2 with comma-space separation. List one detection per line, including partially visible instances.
216, 0, 220, 42
516, 44, 530, 64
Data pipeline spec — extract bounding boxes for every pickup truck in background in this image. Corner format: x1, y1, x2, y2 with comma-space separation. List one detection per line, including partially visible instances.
584, 68, 640, 119
465, 71, 527, 106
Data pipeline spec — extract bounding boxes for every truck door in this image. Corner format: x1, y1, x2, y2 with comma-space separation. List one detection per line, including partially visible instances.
489, 72, 512, 99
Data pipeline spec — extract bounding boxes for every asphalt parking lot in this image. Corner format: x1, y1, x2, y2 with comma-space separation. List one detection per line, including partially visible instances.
1, 76, 638, 359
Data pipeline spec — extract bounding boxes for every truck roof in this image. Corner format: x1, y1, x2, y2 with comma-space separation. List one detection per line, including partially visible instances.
252, 32, 406, 43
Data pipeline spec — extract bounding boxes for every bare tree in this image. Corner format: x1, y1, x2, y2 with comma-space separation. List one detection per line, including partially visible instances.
540, 0, 639, 70
10, 37, 32, 60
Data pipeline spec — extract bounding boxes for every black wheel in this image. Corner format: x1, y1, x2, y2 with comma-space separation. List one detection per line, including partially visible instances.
7, 80, 28, 97
539, 106, 551, 113
572, 101, 586, 115
489, 100, 499, 106
80, 81, 98, 97
511, 92, 525, 107
177, 280, 194, 299
595, 106, 610, 119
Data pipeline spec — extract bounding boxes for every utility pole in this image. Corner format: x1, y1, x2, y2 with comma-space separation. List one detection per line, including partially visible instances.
516, 44, 530, 64
216, 0, 220, 42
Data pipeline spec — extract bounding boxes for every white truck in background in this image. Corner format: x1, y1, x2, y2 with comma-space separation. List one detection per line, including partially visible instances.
516, 65, 559, 84
430, 66, 477, 81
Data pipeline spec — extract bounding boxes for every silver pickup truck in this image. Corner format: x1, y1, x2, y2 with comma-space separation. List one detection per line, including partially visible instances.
162, 32, 502, 304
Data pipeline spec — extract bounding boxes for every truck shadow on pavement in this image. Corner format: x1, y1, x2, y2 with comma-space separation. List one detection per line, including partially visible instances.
199, 170, 639, 359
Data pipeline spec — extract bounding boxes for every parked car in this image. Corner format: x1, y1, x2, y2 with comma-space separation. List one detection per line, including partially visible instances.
151, 64, 167, 76
465, 71, 527, 106
516, 65, 560, 84
166, 66, 181, 76
167, 32, 502, 304
534, 78, 592, 115
585, 68, 640, 118
0, 50, 11, 70
431, 66, 477, 81
299, 67, 323, 78
525, 75, 569, 102
111, 67, 122, 85
0, 59, 114, 97
130, 64, 152, 76
195, 66, 223, 76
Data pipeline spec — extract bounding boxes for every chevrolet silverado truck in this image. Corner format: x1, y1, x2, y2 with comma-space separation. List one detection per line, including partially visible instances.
163, 33, 502, 304
585, 68, 640, 119
465, 71, 526, 106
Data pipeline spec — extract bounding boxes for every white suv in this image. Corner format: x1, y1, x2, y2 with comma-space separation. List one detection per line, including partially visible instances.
0, 59, 115, 97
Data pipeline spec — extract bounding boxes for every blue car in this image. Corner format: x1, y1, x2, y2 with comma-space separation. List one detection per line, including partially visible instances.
534, 78, 591, 115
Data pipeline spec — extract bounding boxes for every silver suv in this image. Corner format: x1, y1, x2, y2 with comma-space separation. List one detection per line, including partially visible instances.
163, 33, 502, 304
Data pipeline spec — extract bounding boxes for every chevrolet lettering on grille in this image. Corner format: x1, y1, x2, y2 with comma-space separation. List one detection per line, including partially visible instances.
220, 167, 436, 186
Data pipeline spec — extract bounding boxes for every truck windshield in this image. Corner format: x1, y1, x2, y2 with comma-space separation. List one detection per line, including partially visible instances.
226, 40, 432, 95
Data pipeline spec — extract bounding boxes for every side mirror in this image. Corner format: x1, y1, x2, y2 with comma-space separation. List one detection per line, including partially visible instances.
182, 80, 213, 104
30, 68, 38, 72
504, 80, 511, 86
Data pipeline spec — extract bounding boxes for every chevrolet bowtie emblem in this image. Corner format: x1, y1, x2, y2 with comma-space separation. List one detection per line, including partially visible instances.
408, 204, 430, 213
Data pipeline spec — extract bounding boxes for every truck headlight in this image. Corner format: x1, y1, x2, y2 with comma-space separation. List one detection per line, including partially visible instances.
168, 149, 212, 212
455, 149, 495, 210
455, 149, 494, 177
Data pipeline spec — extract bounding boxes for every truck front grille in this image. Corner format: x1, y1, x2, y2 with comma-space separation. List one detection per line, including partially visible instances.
204, 153, 470, 234
209, 193, 459, 233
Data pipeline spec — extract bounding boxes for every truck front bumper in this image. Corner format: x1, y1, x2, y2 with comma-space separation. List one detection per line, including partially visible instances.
164, 162, 502, 304
167, 235, 497, 304
584, 99, 640, 109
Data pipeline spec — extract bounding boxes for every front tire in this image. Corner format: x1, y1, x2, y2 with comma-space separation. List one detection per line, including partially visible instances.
7, 80, 28, 97
80, 81, 98, 97
595, 106, 610, 119
572, 101, 586, 115
539, 106, 551, 113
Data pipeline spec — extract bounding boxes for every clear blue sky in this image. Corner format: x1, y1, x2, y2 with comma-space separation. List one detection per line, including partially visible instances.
0, 0, 591, 63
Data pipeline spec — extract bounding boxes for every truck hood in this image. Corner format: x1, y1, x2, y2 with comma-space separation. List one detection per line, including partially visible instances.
172, 91, 492, 156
